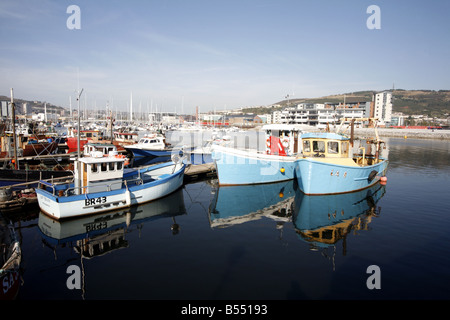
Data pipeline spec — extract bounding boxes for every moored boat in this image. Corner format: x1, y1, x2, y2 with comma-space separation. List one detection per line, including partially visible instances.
211, 124, 307, 185
36, 148, 185, 220
295, 118, 388, 195
124, 133, 176, 158
66, 129, 102, 152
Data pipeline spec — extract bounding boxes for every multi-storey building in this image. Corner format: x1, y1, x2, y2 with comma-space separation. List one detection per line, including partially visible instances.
373, 91, 392, 125
275, 102, 370, 127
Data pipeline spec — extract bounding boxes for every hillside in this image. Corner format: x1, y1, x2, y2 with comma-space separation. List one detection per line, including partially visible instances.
0, 95, 64, 115
266, 90, 450, 117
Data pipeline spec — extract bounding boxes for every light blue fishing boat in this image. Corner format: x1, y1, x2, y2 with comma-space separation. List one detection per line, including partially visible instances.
212, 124, 307, 185
295, 118, 388, 195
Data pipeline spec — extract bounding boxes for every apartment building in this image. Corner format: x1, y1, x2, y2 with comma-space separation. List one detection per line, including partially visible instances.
274, 102, 370, 127
373, 91, 392, 125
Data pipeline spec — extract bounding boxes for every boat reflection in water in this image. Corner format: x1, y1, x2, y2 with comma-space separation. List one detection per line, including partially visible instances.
293, 182, 386, 261
209, 180, 297, 230
38, 188, 186, 249
0, 216, 21, 300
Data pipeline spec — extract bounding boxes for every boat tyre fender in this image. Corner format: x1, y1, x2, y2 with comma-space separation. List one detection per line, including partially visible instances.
368, 170, 378, 182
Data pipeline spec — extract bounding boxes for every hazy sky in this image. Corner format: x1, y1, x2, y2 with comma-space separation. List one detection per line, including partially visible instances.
1, 0, 449, 114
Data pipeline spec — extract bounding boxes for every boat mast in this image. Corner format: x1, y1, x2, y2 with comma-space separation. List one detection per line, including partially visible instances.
10, 88, 18, 169
77, 88, 84, 159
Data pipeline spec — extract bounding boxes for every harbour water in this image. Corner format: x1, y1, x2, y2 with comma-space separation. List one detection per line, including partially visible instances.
3, 136, 450, 301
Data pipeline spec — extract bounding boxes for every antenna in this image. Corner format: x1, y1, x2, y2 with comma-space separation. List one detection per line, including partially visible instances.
76, 88, 84, 159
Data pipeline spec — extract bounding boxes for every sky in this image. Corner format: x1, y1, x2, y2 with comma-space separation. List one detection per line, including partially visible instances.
0, 0, 449, 114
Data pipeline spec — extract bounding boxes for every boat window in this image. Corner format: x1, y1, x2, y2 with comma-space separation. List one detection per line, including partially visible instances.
328, 141, 339, 154
109, 162, 115, 171
150, 139, 157, 143
303, 140, 311, 152
91, 163, 98, 173
117, 162, 123, 170
86, 133, 92, 138
313, 140, 325, 153
101, 162, 107, 172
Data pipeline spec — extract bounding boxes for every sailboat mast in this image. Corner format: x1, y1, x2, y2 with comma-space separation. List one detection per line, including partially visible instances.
77, 88, 84, 159
10, 88, 18, 169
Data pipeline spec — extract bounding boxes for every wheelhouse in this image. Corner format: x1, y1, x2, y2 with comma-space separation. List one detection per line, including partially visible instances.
301, 133, 349, 158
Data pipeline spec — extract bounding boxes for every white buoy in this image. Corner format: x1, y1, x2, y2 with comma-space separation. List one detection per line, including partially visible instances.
125, 189, 131, 206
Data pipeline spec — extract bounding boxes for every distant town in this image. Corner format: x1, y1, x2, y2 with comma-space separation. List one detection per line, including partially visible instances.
1, 89, 449, 129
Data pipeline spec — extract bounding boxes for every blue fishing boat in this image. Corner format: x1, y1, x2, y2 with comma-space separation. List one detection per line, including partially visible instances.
38, 187, 186, 245
295, 118, 388, 195
35, 148, 185, 220
212, 124, 307, 185
124, 134, 176, 158
293, 183, 386, 249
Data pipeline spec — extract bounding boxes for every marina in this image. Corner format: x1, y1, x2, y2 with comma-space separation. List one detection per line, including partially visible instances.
1, 0, 449, 308
0, 131, 449, 301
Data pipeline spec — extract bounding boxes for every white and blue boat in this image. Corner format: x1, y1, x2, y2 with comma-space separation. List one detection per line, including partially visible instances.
295, 118, 388, 195
36, 148, 185, 220
124, 134, 175, 158
212, 124, 307, 185
38, 187, 187, 245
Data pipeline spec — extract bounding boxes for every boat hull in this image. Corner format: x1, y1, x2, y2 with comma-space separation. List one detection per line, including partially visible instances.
125, 146, 172, 158
212, 145, 297, 185
295, 157, 388, 195
36, 162, 185, 220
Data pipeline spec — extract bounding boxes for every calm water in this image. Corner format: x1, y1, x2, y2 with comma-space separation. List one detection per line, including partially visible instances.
4, 137, 450, 301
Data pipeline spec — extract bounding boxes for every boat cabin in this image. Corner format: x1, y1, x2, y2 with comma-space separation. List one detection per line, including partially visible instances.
83, 142, 117, 156
301, 133, 349, 159
262, 124, 305, 155
74, 150, 127, 194
135, 134, 169, 150
113, 131, 139, 144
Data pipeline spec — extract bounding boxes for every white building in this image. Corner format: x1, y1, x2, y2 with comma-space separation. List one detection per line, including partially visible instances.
274, 102, 369, 127
373, 91, 392, 125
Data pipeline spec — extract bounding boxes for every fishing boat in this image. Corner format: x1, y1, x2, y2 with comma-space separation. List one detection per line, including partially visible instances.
66, 129, 102, 152
211, 124, 307, 185
124, 133, 176, 158
35, 147, 186, 220
112, 131, 139, 146
295, 118, 388, 195
38, 187, 187, 246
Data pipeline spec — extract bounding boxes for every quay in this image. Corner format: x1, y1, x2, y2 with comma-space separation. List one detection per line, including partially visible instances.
184, 163, 216, 182
353, 127, 450, 140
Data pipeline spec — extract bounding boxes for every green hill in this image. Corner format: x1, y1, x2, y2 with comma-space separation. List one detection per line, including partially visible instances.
263, 90, 450, 118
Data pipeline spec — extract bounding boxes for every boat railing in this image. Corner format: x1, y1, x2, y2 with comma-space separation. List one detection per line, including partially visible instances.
44, 176, 145, 196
